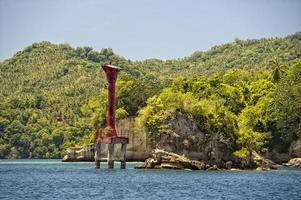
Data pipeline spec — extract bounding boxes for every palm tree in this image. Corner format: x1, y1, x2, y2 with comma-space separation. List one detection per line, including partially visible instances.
269, 57, 286, 83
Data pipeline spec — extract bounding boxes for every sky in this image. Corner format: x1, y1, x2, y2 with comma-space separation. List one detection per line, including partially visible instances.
0, 0, 301, 61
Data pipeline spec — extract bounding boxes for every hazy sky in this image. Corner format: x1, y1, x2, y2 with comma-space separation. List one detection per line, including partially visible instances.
0, 0, 300, 61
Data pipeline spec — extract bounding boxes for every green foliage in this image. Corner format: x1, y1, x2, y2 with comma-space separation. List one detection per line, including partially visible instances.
233, 147, 249, 158
116, 75, 162, 115
134, 87, 238, 148
0, 33, 300, 158
271, 59, 301, 151
116, 107, 129, 119
234, 106, 271, 158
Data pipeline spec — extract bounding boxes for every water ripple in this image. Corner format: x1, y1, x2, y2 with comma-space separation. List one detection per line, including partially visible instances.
0, 160, 300, 200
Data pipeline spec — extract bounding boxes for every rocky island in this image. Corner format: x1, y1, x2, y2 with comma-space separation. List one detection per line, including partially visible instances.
0, 34, 300, 168
63, 112, 298, 171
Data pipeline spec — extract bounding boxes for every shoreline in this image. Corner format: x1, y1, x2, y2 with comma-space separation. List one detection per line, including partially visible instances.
1, 159, 300, 171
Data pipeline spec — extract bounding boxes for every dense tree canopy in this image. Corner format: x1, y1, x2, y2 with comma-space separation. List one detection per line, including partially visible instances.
0, 33, 300, 158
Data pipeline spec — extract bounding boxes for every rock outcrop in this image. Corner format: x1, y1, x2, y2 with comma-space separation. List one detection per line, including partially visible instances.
135, 149, 209, 170
152, 111, 236, 168
283, 158, 301, 167
63, 144, 95, 162
135, 149, 277, 170
251, 152, 277, 170
135, 111, 277, 170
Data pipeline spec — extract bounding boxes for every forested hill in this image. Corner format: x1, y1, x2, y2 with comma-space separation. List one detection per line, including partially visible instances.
0, 32, 300, 159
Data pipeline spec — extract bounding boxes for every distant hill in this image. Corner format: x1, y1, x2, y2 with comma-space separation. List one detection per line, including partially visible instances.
129, 32, 301, 78
1, 32, 300, 96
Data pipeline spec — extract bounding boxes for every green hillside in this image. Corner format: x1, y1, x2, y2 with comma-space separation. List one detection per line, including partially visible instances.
0, 33, 300, 159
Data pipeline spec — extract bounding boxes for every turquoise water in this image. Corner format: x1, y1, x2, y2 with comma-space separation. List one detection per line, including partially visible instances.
0, 160, 300, 200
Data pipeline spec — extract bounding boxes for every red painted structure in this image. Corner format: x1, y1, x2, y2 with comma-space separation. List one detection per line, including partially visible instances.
102, 62, 120, 138
94, 62, 128, 169
94, 62, 128, 146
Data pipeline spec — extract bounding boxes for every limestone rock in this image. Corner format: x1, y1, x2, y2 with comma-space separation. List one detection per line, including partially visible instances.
145, 158, 157, 168
136, 149, 277, 170
154, 111, 236, 166
62, 144, 94, 162
136, 149, 214, 170
283, 158, 301, 167
251, 152, 277, 170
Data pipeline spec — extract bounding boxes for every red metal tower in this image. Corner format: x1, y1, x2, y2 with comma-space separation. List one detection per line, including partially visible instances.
94, 62, 129, 169
102, 62, 120, 138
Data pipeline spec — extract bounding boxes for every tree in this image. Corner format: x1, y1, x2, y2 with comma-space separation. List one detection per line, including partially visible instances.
269, 57, 286, 83
87, 50, 101, 62
273, 59, 301, 148
234, 105, 271, 162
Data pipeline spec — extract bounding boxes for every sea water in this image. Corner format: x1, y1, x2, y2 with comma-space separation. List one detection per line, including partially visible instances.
0, 159, 300, 200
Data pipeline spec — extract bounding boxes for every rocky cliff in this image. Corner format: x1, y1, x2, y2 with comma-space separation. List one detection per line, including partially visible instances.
145, 111, 238, 168
265, 137, 301, 163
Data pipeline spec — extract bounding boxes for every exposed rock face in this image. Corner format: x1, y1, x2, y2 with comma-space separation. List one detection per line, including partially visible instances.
153, 111, 236, 168
136, 111, 277, 170
266, 137, 301, 163
265, 150, 291, 163
283, 158, 301, 167
290, 138, 301, 158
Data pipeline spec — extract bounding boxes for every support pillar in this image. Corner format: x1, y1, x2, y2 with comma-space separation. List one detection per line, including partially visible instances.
94, 143, 101, 169
108, 144, 115, 169
120, 144, 127, 169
